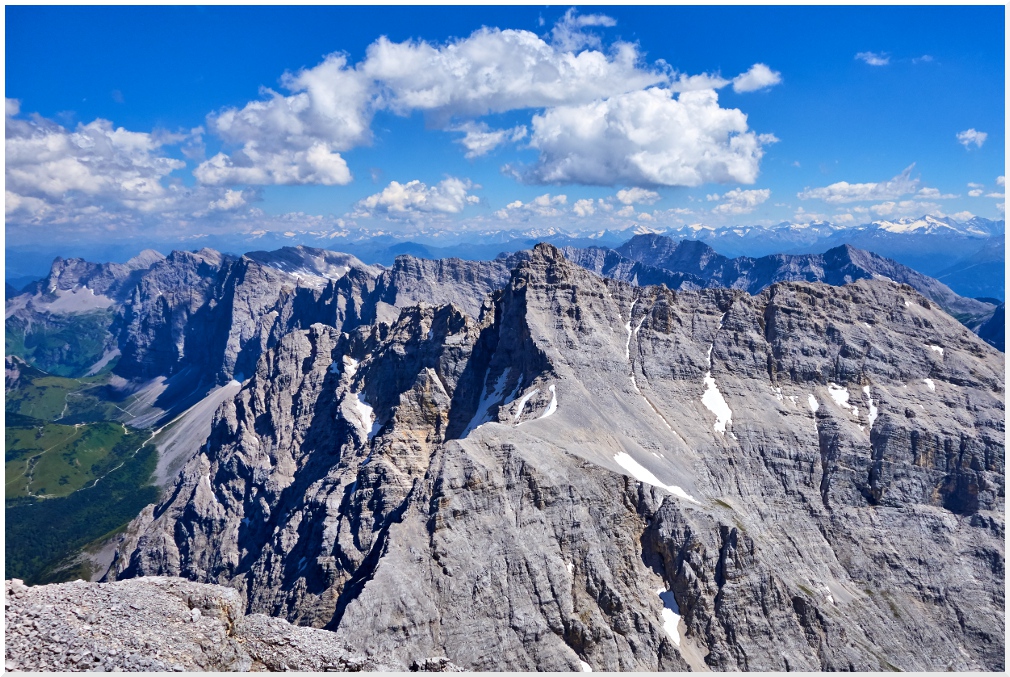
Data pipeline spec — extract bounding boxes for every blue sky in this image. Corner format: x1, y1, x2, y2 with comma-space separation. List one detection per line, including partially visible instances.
5, 5, 1005, 247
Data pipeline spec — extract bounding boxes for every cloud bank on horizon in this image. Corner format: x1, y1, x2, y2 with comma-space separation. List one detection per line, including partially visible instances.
4, 6, 1005, 244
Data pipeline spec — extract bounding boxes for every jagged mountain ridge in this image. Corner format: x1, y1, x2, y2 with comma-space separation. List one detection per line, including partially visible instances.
564, 234, 1000, 345
6, 245, 514, 426
107, 244, 1004, 671
8, 233, 998, 396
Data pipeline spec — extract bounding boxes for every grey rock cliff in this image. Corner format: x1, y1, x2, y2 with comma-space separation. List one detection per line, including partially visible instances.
108, 244, 1004, 671
111, 248, 510, 388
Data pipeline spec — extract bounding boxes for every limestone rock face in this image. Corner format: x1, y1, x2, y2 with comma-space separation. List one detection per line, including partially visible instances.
20, 248, 165, 302
114, 248, 233, 381
111, 249, 510, 388
4, 576, 453, 671
109, 244, 1004, 671
566, 234, 1000, 343
371, 255, 512, 321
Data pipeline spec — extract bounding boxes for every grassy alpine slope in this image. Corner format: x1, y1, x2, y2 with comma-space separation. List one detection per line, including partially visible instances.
5, 359, 161, 584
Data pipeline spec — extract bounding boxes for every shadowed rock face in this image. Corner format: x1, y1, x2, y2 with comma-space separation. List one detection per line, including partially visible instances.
108, 244, 1004, 672
111, 249, 513, 387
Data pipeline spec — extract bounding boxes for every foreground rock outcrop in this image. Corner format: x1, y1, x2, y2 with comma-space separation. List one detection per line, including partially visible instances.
4, 577, 462, 672
105, 244, 1004, 671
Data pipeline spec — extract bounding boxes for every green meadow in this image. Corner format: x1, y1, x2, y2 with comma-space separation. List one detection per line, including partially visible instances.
5, 421, 143, 498
5, 358, 161, 584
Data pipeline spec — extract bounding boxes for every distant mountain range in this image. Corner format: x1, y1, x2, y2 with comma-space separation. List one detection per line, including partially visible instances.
6, 215, 1004, 302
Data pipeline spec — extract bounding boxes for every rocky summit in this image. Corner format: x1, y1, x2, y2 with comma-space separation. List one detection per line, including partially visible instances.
78, 243, 1002, 671
3, 577, 461, 672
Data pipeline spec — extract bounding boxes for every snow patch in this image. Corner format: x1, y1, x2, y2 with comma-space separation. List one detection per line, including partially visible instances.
464, 369, 511, 435
580, 660, 593, 672
827, 383, 858, 416
928, 345, 944, 358
513, 389, 540, 423
863, 385, 878, 429
701, 372, 732, 434
352, 393, 381, 440
624, 300, 637, 360
904, 300, 911, 308
540, 384, 558, 418
808, 394, 819, 413
923, 378, 935, 392
657, 588, 683, 647
342, 356, 359, 378
613, 452, 699, 503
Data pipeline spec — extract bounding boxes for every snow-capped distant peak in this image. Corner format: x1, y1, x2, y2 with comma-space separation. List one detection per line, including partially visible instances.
870, 215, 960, 235
632, 225, 666, 236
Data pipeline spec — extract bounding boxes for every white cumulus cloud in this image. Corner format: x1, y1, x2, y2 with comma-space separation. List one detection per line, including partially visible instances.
711, 187, 771, 215
668, 73, 731, 92
195, 54, 369, 186
615, 205, 636, 217
494, 193, 567, 219
451, 121, 527, 158
206, 189, 249, 212
525, 88, 775, 187
362, 28, 665, 124
550, 8, 617, 52
352, 177, 479, 218
616, 187, 661, 205
732, 63, 782, 93
5, 98, 187, 217
956, 128, 987, 149
182, 17, 783, 188
869, 200, 942, 218
572, 198, 596, 217
855, 51, 890, 66
916, 187, 957, 199
797, 165, 921, 204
